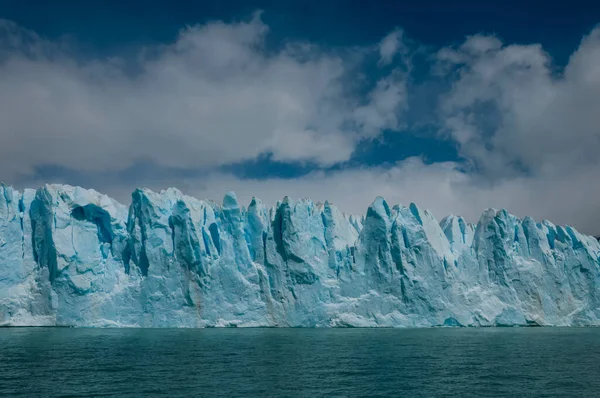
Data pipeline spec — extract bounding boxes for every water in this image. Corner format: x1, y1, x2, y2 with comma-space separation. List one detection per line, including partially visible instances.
1, 328, 599, 397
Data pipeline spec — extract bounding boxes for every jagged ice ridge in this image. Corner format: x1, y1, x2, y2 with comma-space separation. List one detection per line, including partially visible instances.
1, 183, 599, 327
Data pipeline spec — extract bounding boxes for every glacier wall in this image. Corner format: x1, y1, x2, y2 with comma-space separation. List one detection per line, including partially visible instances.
1, 183, 599, 327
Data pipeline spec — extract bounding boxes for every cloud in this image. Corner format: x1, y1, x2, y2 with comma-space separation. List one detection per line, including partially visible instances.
31, 156, 598, 235
438, 29, 600, 180
0, 13, 408, 178
3, 16, 600, 235
378, 28, 406, 66
202, 160, 600, 235
353, 70, 408, 135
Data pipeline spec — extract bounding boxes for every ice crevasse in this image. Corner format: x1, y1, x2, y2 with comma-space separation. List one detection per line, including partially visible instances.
1, 183, 599, 327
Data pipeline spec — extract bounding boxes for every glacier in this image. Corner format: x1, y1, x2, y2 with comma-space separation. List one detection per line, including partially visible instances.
1, 183, 599, 327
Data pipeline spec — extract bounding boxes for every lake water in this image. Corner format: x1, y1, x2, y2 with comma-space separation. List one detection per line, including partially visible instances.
1, 327, 599, 397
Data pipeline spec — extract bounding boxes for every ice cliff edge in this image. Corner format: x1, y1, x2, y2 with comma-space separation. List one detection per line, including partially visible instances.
1, 183, 599, 327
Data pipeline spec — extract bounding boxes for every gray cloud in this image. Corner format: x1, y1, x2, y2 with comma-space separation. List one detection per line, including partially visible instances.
0, 14, 407, 178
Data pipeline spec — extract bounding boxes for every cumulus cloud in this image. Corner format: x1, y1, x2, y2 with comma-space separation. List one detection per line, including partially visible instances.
0, 13, 408, 177
3, 15, 600, 235
438, 29, 600, 179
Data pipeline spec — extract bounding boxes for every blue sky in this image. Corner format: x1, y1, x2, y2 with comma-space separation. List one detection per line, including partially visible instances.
1, 1, 600, 233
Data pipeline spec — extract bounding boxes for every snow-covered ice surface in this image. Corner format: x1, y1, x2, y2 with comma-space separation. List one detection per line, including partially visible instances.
1, 183, 599, 327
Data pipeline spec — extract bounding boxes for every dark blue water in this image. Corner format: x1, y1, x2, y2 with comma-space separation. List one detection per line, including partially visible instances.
1, 328, 599, 397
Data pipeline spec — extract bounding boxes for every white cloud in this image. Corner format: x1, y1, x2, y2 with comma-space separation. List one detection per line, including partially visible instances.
378, 28, 405, 66
45, 156, 599, 235
3, 17, 600, 235
0, 14, 408, 177
353, 70, 408, 135
204, 161, 600, 235
438, 29, 600, 180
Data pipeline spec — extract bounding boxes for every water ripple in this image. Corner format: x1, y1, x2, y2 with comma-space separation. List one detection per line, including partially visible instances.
0, 328, 599, 397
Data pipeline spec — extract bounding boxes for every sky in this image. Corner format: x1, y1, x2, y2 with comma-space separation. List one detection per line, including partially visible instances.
1, 0, 600, 234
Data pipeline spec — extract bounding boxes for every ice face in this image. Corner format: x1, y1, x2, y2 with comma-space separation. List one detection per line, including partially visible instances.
1, 183, 599, 327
